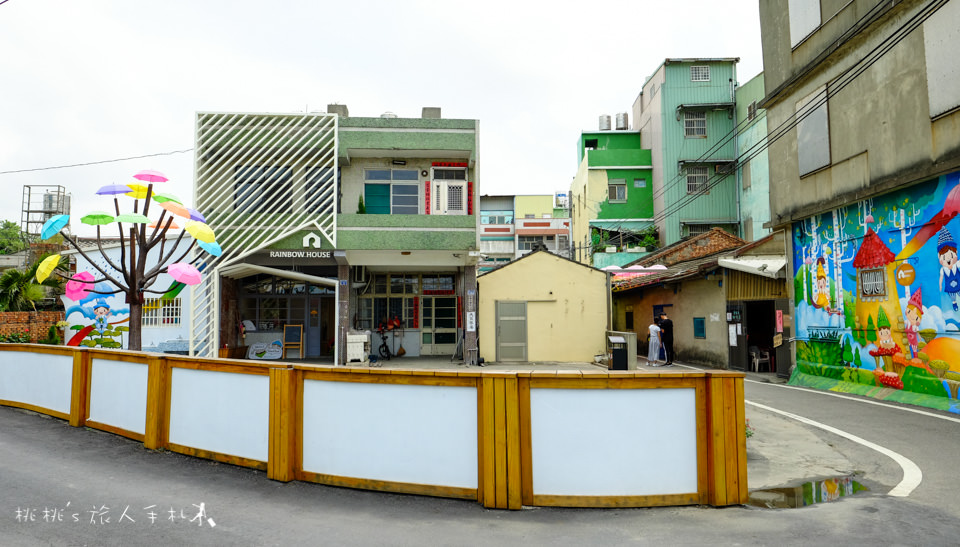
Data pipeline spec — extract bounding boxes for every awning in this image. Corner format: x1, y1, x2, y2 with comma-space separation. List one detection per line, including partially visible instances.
218, 263, 338, 286
588, 220, 654, 231
717, 256, 786, 279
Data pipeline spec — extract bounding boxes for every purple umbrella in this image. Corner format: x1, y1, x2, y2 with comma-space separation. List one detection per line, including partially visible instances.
187, 208, 206, 223
97, 184, 131, 196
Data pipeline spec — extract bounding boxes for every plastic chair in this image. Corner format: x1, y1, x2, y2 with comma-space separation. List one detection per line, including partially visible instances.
750, 349, 771, 373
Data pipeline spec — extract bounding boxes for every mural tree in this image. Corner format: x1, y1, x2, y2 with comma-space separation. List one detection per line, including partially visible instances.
35, 170, 222, 351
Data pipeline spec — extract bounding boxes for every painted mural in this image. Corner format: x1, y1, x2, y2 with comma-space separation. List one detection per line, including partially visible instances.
60, 286, 130, 349
791, 170, 960, 413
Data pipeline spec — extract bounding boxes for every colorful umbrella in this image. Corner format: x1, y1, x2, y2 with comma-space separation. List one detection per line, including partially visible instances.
36, 254, 62, 284
187, 208, 206, 223
65, 271, 95, 300
149, 219, 180, 230
126, 184, 150, 199
114, 213, 150, 224
133, 169, 168, 183
158, 201, 191, 218
167, 262, 202, 285
184, 220, 216, 243
197, 240, 222, 256
40, 215, 69, 240
151, 193, 182, 204
96, 184, 131, 195
80, 211, 115, 226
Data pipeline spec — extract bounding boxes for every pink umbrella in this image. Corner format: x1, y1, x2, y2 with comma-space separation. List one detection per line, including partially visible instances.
65, 271, 95, 300
134, 170, 168, 183
167, 262, 202, 285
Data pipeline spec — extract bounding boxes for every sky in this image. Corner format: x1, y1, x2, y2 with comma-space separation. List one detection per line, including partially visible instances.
0, 0, 763, 238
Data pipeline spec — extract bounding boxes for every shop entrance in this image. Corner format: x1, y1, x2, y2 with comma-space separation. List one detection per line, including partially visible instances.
421, 296, 459, 355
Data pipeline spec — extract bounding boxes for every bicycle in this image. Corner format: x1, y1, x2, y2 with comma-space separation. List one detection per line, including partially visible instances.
376, 324, 392, 362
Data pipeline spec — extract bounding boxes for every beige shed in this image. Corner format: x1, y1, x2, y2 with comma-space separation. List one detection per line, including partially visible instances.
478, 250, 610, 363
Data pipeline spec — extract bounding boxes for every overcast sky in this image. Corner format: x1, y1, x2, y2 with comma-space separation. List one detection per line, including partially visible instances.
0, 0, 763, 237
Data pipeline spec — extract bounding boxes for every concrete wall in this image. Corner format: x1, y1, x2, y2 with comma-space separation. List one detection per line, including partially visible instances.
759, 0, 960, 228
735, 73, 771, 242
614, 275, 729, 368
514, 195, 554, 219
478, 252, 609, 362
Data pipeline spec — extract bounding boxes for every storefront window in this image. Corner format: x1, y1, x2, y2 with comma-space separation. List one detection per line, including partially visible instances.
356, 273, 450, 329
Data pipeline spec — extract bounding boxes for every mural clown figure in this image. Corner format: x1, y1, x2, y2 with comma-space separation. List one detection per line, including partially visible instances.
938, 227, 960, 312
904, 288, 924, 358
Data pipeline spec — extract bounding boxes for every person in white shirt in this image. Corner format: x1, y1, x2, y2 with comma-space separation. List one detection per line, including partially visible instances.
647, 320, 662, 366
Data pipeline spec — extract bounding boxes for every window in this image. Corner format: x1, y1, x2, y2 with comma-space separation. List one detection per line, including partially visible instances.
693, 317, 706, 339
234, 166, 292, 213
356, 274, 423, 329
690, 66, 710, 82
634, 178, 646, 188
742, 160, 752, 190
747, 101, 758, 121
364, 169, 420, 214
625, 311, 634, 330
558, 235, 569, 251
608, 179, 627, 202
240, 276, 332, 332
684, 111, 706, 138
518, 236, 541, 251
796, 86, 830, 176
924, 1, 960, 118
584, 138, 598, 149
142, 298, 181, 327
481, 210, 513, 224
859, 268, 886, 299
524, 214, 535, 219
686, 166, 708, 194
686, 224, 712, 237
432, 168, 467, 215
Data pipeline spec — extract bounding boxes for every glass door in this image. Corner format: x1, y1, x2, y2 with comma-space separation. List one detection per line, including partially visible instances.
421, 296, 459, 355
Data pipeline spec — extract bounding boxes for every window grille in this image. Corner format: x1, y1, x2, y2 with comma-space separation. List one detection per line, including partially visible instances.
142, 298, 182, 327
859, 268, 886, 299
684, 111, 706, 137
686, 166, 708, 194
691, 66, 710, 81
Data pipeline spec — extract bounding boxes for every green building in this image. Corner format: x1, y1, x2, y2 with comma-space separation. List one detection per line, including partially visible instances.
734, 72, 772, 242
632, 58, 741, 246
569, 128, 654, 267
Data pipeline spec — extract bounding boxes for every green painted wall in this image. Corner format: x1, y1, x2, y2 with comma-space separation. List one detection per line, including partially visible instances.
577, 132, 645, 165
338, 230, 476, 251
338, 213, 475, 229
735, 73, 771, 242
339, 117, 478, 163
596, 168, 654, 219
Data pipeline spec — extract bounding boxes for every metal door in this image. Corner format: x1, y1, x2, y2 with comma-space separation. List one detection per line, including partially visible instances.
727, 302, 748, 371
496, 301, 527, 361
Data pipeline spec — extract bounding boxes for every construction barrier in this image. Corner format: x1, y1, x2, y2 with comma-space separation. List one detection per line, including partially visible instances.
0, 345, 747, 509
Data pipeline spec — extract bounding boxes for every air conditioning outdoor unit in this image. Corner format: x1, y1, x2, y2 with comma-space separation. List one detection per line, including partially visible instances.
716, 162, 736, 175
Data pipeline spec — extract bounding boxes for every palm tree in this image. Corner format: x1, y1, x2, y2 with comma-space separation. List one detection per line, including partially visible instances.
0, 255, 66, 311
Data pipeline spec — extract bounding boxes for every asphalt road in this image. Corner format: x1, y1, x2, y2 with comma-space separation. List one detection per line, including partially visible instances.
3, 380, 960, 546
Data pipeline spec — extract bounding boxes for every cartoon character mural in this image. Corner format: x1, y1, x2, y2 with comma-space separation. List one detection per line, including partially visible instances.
792, 170, 960, 410
61, 287, 130, 349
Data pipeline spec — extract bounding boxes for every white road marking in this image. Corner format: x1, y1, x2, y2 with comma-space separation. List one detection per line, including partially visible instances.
746, 400, 923, 497
746, 379, 960, 424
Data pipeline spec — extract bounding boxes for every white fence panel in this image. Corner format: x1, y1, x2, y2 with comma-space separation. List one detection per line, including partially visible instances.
88, 359, 148, 435
0, 351, 73, 414
302, 381, 477, 488
530, 388, 698, 496
168, 368, 269, 461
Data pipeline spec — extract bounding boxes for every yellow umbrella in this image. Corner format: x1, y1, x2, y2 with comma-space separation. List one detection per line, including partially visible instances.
36, 254, 62, 284
184, 220, 216, 243
126, 184, 151, 199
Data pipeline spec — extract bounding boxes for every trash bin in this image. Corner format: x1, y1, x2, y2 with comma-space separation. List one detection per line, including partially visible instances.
608, 335, 627, 370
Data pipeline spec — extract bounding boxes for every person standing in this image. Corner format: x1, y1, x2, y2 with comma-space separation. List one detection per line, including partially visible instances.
659, 312, 675, 366
647, 320, 662, 366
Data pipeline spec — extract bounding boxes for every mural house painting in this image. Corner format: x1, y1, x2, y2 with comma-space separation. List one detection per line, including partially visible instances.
793, 170, 960, 409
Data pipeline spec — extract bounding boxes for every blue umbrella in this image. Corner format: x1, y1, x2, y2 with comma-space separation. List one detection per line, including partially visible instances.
197, 240, 222, 257
40, 214, 69, 240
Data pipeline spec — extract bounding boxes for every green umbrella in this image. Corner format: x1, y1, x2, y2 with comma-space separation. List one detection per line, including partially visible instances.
114, 213, 150, 224
80, 211, 115, 226
152, 193, 183, 204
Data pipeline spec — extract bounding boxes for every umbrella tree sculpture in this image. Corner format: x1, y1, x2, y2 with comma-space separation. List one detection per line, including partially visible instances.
36, 170, 222, 351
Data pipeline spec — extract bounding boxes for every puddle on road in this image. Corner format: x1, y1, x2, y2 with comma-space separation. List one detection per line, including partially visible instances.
748, 475, 869, 508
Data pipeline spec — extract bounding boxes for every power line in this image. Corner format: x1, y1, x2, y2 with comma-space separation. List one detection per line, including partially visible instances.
652, 0, 948, 226
0, 149, 194, 176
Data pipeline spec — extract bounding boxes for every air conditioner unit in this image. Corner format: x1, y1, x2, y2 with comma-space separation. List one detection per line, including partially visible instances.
352, 266, 368, 284
716, 162, 736, 175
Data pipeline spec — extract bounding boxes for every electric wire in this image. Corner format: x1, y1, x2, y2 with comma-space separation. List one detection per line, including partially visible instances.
0, 149, 194, 176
